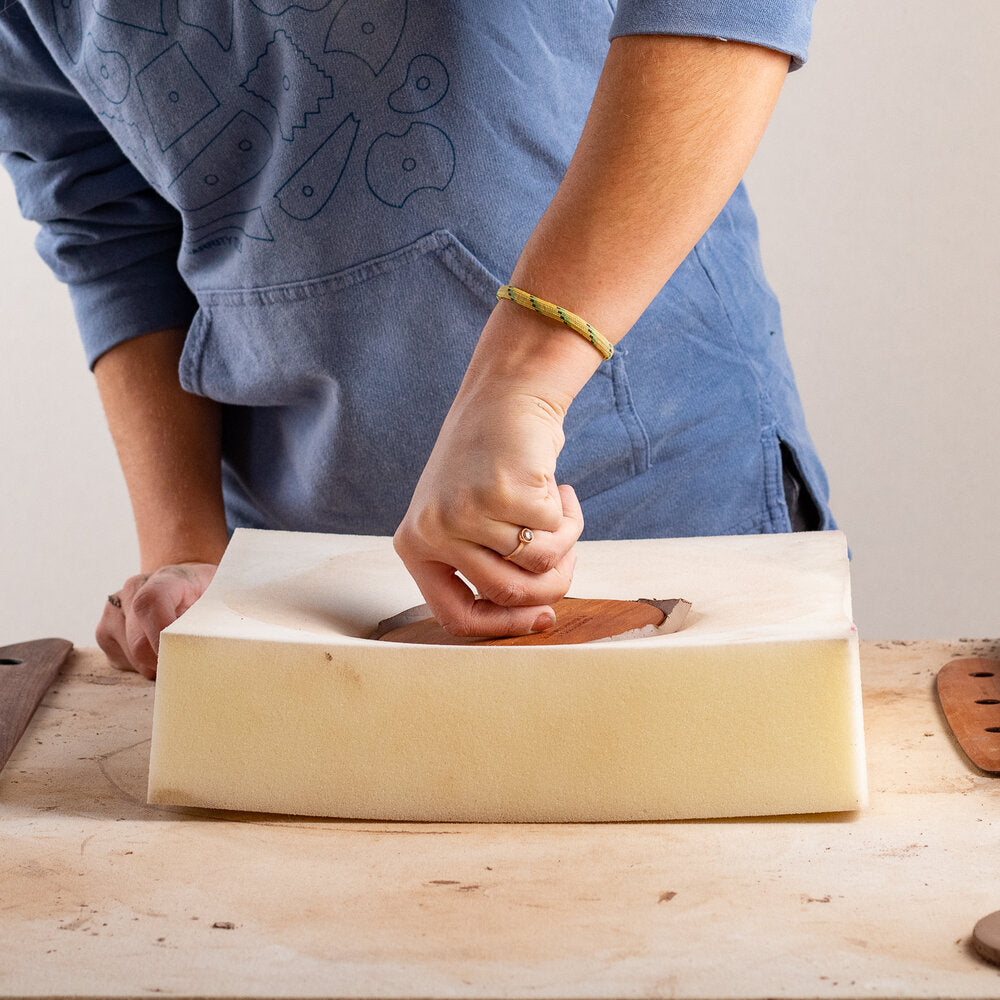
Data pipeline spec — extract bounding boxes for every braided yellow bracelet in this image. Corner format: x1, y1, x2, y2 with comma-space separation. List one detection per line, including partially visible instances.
496, 284, 614, 361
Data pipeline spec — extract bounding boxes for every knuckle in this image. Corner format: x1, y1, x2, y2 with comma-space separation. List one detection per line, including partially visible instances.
121, 573, 148, 597
483, 580, 530, 607
95, 633, 128, 672
94, 628, 114, 657
436, 609, 478, 637
526, 575, 568, 607
395, 504, 461, 555
526, 547, 560, 574
546, 568, 573, 602
392, 525, 412, 556
484, 482, 518, 516
130, 586, 158, 618
127, 632, 150, 659
441, 491, 477, 525
147, 565, 178, 586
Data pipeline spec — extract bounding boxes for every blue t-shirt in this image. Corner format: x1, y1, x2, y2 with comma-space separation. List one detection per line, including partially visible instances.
0, 0, 830, 539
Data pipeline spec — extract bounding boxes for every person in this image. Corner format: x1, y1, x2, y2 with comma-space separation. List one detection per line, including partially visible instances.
0, 0, 830, 679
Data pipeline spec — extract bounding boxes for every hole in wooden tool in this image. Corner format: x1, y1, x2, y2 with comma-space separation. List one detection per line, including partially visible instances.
986, 727, 1000, 734
977, 699, 1000, 705
0, 658, 22, 665
970, 671, 996, 677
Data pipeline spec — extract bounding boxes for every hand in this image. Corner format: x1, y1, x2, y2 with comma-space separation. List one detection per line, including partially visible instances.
97, 562, 217, 678
394, 367, 584, 638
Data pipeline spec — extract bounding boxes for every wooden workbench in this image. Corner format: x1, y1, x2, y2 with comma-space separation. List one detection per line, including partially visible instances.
2, 640, 999, 999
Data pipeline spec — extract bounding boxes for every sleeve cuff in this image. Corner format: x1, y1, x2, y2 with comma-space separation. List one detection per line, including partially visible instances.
68, 247, 198, 369
609, 0, 816, 70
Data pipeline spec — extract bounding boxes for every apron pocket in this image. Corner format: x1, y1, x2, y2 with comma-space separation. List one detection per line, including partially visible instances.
179, 229, 651, 530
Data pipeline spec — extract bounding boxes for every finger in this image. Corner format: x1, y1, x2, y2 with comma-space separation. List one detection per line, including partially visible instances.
106, 574, 156, 678
131, 573, 188, 655
168, 563, 216, 617
119, 575, 159, 679
502, 484, 585, 574
406, 560, 556, 638
446, 539, 575, 609
122, 618, 157, 679
399, 519, 576, 608
95, 596, 132, 673
557, 483, 583, 525
126, 571, 195, 678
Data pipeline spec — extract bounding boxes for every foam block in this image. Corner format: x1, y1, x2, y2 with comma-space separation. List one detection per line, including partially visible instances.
148, 530, 867, 821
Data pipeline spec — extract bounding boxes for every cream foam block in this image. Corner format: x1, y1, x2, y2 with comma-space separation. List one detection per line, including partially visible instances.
148, 530, 867, 821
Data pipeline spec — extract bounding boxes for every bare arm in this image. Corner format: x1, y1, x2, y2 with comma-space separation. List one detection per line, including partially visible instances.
394, 35, 791, 636
512, 35, 789, 358
93, 328, 228, 676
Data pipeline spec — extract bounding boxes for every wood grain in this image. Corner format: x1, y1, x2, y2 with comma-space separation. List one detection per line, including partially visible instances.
935, 657, 1000, 773
377, 596, 671, 646
379, 597, 691, 646
0, 638, 73, 774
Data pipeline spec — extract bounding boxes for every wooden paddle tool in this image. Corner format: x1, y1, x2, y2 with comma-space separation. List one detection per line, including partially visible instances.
936, 657, 1000, 773
0, 638, 74, 775
372, 597, 692, 646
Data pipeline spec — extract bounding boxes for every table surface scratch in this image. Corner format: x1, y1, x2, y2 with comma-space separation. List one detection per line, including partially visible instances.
2, 640, 1000, 1000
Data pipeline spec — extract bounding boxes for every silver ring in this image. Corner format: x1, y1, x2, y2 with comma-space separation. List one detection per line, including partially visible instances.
503, 527, 534, 561
107, 593, 122, 609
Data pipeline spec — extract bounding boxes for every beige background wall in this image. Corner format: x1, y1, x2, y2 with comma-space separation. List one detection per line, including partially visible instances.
2, 1, 998, 647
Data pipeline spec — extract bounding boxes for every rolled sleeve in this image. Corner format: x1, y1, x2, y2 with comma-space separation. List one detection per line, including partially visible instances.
609, 0, 817, 70
57, 247, 197, 368
0, 4, 196, 367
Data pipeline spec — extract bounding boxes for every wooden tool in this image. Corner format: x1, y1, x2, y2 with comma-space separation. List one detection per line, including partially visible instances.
935, 657, 1000, 773
0, 638, 73, 774
373, 596, 691, 645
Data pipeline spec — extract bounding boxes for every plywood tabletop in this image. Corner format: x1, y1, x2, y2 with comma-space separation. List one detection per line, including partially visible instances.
2, 640, 1000, 999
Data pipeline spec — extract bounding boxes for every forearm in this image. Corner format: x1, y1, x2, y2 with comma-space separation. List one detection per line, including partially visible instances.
93, 328, 228, 572
468, 34, 791, 411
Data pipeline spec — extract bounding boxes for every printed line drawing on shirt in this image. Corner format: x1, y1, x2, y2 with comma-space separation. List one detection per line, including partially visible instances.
84, 33, 131, 104
184, 206, 275, 252
168, 110, 273, 211
250, 0, 333, 14
274, 112, 359, 220
183, 183, 271, 231
53, 0, 83, 62
365, 122, 454, 208
137, 42, 220, 151
177, 0, 234, 52
388, 54, 448, 113
188, 233, 245, 255
91, 0, 166, 36
97, 108, 152, 166
324, 0, 407, 76
241, 29, 335, 141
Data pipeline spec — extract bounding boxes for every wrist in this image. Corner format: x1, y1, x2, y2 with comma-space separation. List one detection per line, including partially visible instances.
136, 509, 228, 573
462, 296, 606, 417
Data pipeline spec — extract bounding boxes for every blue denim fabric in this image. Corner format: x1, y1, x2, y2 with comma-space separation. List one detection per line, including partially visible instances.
1, 0, 830, 539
